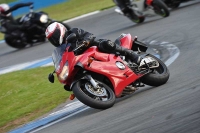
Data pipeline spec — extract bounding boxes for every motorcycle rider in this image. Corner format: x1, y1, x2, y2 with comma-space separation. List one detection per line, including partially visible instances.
0, 2, 33, 44
0, 2, 44, 44
0, 2, 33, 32
113, 0, 139, 18
45, 22, 151, 68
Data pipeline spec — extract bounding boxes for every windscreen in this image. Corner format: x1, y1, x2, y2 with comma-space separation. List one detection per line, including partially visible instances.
51, 44, 70, 70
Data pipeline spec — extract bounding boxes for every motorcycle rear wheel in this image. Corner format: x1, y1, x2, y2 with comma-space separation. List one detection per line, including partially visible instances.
72, 79, 115, 109
141, 54, 170, 86
152, 0, 170, 17
5, 34, 27, 49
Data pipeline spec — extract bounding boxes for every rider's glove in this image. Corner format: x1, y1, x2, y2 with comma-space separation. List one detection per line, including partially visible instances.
82, 40, 90, 47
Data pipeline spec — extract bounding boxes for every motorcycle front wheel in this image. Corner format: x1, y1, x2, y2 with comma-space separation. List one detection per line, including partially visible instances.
141, 54, 170, 86
129, 10, 145, 23
152, 0, 170, 17
131, 15, 145, 23
72, 79, 115, 109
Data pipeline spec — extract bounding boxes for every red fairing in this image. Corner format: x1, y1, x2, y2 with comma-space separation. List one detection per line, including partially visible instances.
146, 0, 153, 5
57, 46, 96, 84
56, 34, 143, 97
85, 52, 142, 97
120, 34, 133, 49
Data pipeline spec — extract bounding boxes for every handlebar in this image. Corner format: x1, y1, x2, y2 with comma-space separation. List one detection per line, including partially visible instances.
29, 5, 33, 13
28, 4, 34, 18
73, 43, 86, 52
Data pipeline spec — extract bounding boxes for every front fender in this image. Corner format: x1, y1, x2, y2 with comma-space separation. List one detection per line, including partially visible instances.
70, 77, 88, 90
70, 79, 81, 90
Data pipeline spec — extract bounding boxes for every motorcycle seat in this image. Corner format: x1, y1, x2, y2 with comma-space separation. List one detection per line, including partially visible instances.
114, 38, 121, 46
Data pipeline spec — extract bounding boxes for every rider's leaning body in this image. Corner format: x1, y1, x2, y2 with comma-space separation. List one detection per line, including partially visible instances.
45, 22, 144, 65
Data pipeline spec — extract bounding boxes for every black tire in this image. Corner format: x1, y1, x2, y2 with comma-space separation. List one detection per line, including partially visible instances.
4, 34, 27, 49
141, 54, 170, 86
130, 10, 145, 23
152, 0, 170, 17
131, 15, 145, 23
72, 79, 115, 109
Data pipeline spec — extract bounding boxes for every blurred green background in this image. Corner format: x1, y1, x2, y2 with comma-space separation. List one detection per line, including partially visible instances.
0, 0, 16, 3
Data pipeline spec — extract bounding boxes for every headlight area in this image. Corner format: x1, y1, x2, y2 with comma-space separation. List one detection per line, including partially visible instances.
40, 14, 48, 23
58, 62, 69, 81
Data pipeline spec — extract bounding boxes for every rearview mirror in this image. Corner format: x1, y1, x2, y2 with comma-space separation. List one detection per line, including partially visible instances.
48, 73, 54, 83
66, 33, 76, 42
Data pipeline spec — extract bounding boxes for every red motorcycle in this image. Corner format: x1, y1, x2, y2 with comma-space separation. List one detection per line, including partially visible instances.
48, 33, 170, 109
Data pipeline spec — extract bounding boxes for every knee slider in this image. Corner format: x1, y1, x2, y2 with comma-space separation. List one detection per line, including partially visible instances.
99, 40, 116, 52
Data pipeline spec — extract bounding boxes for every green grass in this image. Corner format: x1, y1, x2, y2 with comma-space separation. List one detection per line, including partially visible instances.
0, 66, 70, 132
0, 0, 16, 3
42, 0, 115, 21
0, 0, 115, 132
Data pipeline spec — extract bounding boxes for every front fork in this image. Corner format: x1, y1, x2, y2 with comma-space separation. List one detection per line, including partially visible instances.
85, 75, 99, 90
70, 75, 98, 91
69, 74, 98, 100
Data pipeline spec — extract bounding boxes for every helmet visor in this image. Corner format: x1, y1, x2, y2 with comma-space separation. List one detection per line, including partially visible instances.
48, 28, 60, 47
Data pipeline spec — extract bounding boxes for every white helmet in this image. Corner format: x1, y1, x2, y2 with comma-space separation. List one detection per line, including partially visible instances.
0, 3, 11, 16
45, 22, 67, 47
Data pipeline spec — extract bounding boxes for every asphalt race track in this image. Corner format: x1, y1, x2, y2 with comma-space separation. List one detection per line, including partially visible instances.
1, 1, 200, 133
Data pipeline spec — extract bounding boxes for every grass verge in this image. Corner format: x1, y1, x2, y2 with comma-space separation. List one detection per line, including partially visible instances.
0, 0, 114, 133
0, 0, 16, 3
0, 66, 70, 132
0, 0, 116, 132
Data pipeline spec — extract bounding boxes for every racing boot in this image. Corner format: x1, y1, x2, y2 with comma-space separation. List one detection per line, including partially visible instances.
115, 45, 142, 65
98, 39, 146, 67
115, 45, 155, 69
